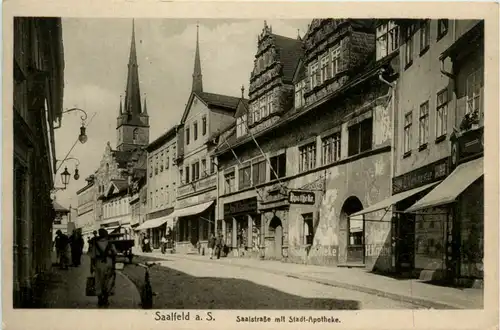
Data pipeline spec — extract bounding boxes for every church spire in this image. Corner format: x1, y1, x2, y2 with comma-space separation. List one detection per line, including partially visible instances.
192, 22, 203, 93
124, 19, 142, 116
119, 95, 123, 115
143, 94, 148, 115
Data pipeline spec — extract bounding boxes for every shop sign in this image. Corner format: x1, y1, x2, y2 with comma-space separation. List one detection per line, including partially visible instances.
392, 157, 449, 194
176, 190, 216, 210
224, 197, 258, 216
456, 127, 484, 164
288, 190, 315, 205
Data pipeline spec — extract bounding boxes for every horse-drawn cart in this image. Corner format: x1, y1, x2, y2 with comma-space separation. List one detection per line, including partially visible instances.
108, 232, 134, 263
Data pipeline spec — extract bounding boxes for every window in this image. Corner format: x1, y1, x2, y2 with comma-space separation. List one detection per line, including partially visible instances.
192, 161, 200, 181
210, 156, 216, 174
267, 93, 273, 114
201, 159, 207, 177
202, 116, 207, 135
238, 163, 252, 189
466, 69, 482, 115
419, 20, 430, 54
303, 213, 314, 245
403, 112, 413, 154
133, 128, 139, 142
436, 89, 448, 138
320, 54, 330, 83
179, 168, 183, 184
376, 22, 399, 60
160, 152, 164, 172
252, 160, 266, 186
193, 121, 198, 141
185, 166, 190, 183
165, 155, 169, 169
419, 101, 429, 148
310, 61, 319, 89
270, 153, 286, 180
224, 170, 236, 194
437, 19, 449, 39
149, 158, 153, 178
186, 127, 190, 145
348, 118, 373, 156
404, 25, 414, 67
254, 102, 261, 122
330, 45, 341, 76
295, 81, 305, 108
259, 96, 267, 119
154, 156, 158, 175
299, 142, 317, 173
160, 187, 164, 205
322, 132, 341, 165
149, 192, 153, 208
236, 115, 248, 138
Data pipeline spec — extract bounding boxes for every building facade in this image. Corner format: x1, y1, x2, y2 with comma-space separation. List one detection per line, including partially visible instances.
136, 126, 179, 249
13, 17, 65, 307
403, 20, 484, 285
52, 201, 70, 241
172, 25, 241, 254
76, 174, 96, 241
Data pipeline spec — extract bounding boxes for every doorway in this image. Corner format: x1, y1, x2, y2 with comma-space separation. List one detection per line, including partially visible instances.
269, 216, 283, 260
340, 196, 364, 264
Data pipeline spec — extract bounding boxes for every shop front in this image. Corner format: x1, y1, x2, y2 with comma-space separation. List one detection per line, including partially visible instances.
136, 207, 175, 249
405, 128, 484, 285
222, 196, 261, 258
174, 193, 216, 255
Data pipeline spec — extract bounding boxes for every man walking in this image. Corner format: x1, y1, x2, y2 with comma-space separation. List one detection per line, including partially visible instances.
55, 230, 70, 269
215, 233, 223, 260
160, 235, 167, 254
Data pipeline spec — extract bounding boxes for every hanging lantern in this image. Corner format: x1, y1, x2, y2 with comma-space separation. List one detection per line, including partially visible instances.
61, 167, 71, 186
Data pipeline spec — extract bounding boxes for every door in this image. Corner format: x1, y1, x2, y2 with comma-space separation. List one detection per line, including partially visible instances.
396, 213, 415, 272
190, 217, 199, 247
274, 224, 283, 259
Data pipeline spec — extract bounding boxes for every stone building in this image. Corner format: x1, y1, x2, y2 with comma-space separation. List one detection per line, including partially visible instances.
214, 21, 304, 258
78, 20, 149, 238
135, 125, 179, 249
52, 201, 70, 240
402, 20, 484, 286
13, 17, 65, 307
215, 19, 399, 271
172, 25, 243, 254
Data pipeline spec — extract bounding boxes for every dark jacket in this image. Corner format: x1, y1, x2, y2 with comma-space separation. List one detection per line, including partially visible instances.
215, 236, 223, 247
208, 236, 216, 249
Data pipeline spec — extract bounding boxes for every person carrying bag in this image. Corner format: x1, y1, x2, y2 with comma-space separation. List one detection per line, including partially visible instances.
89, 229, 117, 307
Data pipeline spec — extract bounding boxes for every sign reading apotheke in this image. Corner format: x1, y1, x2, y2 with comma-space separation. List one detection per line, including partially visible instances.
288, 190, 315, 205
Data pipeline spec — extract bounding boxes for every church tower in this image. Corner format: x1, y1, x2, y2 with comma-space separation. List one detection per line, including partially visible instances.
116, 19, 150, 151
192, 23, 203, 93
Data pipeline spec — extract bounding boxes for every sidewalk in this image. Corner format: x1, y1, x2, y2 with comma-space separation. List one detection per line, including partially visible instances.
38, 253, 140, 309
136, 250, 483, 310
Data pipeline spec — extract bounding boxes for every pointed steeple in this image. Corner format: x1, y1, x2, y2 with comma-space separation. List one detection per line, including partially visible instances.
143, 94, 148, 115
119, 95, 123, 115
124, 19, 142, 116
192, 22, 203, 93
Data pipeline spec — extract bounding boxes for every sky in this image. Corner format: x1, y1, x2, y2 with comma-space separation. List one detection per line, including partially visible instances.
54, 18, 311, 208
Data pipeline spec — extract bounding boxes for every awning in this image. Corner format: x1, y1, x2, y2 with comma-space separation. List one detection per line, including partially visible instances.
169, 200, 214, 219
350, 182, 440, 217
135, 216, 173, 231
105, 226, 120, 234
405, 157, 483, 213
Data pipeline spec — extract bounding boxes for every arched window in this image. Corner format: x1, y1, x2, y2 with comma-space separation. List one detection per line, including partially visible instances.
133, 128, 139, 141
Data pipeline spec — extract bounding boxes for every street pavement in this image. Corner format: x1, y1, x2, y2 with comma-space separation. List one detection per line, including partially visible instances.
132, 250, 483, 309
37, 253, 140, 309
122, 255, 420, 310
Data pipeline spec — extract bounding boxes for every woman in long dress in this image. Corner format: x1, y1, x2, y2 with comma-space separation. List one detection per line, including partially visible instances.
90, 228, 117, 307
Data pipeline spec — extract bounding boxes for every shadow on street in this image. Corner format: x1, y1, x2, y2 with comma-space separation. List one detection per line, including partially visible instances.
122, 259, 361, 310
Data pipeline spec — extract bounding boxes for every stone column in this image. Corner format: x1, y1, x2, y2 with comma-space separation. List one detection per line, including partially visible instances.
282, 209, 289, 259
247, 214, 253, 250
260, 213, 266, 259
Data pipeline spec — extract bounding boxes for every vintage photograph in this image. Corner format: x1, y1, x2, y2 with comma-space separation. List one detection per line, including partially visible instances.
12, 16, 485, 311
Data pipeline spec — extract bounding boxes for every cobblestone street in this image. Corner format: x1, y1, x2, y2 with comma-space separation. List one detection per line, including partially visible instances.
122, 255, 421, 310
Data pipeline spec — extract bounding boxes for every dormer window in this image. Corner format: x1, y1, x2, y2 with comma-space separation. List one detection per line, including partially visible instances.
376, 21, 399, 61
236, 114, 248, 138
309, 61, 319, 89
295, 80, 306, 108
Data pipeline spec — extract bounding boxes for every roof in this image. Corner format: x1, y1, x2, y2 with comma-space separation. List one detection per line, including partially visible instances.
439, 21, 483, 61
196, 91, 243, 111
272, 34, 304, 83
111, 147, 146, 169
53, 201, 69, 214
292, 58, 307, 84
235, 98, 250, 118
111, 179, 129, 193
147, 125, 178, 152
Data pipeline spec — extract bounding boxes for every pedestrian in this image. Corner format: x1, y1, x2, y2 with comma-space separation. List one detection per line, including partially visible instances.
70, 229, 85, 267
160, 235, 167, 254
208, 232, 216, 259
88, 230, 98, 273
143, 235, 151, 253
89, 228, 117, 308
215, 233, 223, 260
55, 230, 70, 269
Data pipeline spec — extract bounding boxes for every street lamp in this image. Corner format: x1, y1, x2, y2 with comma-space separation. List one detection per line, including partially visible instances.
59, 107, 89, 144
61, 167, 71, 187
